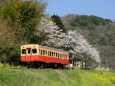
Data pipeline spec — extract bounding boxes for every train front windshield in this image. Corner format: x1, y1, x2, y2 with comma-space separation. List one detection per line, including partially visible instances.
21, 48, 37, 54
21, 48, 37, 62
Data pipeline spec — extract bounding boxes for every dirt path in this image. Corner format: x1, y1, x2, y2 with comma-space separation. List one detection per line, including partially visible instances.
112, 83, 115, 86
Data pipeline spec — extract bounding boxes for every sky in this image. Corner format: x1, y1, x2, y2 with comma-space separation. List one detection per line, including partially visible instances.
45, 0, 115, 20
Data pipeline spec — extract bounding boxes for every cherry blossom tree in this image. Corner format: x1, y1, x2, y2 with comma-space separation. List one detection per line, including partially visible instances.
36, 16, 100, 63
35, 16, 62, 46
67, 31, 100, 63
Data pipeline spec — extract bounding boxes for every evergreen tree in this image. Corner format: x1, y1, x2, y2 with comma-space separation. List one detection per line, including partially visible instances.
51, 15, 67, 32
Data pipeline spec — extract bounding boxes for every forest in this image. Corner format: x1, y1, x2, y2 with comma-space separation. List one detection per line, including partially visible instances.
0, 0, 115, 69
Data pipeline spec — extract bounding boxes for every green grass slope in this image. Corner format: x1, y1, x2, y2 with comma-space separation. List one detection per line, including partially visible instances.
0, 68, 115, 86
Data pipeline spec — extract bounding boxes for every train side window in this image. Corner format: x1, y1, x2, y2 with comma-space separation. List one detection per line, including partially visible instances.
54, 52, 55, 57
62, 54, 64, 58
28, 49, 31, 54
45, 50, 47, 55
59, 54, 61, 58
39, 49, 41, 55
58, 53, 59, 58
60, 54, 62, 58
48, 51, 50, 56
56, 53, 57, 57
49, 51, 51, 56
62, 54, 63, 58
64, 54, 66, 58
43, 50, 45, 55
61, 54, 63, 58
66, 55, 67, 58
32, 49, 37, 54
65, 54, 66, 58
52, 52, 53, 57
41, 50, 42, 55
50, 51, 52, 56
60, 54, 61, 58
63, 54, 65, 58
22, 49, 26, 54
67, 55, 68, 58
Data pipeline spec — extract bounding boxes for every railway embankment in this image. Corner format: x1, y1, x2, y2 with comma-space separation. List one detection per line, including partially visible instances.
0, 66, 115, 86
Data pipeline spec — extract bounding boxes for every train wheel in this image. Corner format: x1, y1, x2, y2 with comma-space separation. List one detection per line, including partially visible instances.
40, 63, 44, 69
27, 62, 31, 68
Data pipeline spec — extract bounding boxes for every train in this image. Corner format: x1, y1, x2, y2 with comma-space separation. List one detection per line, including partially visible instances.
21, 44, 70, 68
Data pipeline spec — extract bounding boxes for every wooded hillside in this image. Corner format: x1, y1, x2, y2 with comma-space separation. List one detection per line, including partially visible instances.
61, 14, 115, 69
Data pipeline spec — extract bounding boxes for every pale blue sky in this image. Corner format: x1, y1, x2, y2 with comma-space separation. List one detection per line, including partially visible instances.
45, 0, 115, 20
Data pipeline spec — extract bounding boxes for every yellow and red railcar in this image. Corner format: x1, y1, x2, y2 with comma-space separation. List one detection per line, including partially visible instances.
21, 44, 69, 68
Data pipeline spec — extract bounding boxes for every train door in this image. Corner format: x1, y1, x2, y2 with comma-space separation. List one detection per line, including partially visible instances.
26, 48, 32, 62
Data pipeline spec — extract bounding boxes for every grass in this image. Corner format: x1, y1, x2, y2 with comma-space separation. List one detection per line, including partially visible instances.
0, 63, 115, 86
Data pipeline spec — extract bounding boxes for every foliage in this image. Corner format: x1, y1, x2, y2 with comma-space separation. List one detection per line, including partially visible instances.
0, 62, 23, 68
0, 19, 15, 48
0, 0, 46, 40
71, 15, 112, 30
51, 15, 67, 32
0, 19, 16, 63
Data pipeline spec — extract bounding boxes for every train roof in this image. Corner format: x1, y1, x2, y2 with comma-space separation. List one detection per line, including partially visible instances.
39, 45, 68, 53
21, 44, 69, 53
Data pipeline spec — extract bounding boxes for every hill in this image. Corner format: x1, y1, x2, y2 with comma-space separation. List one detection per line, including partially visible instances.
0, 68, 115, 86
61, 14, 115, 69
